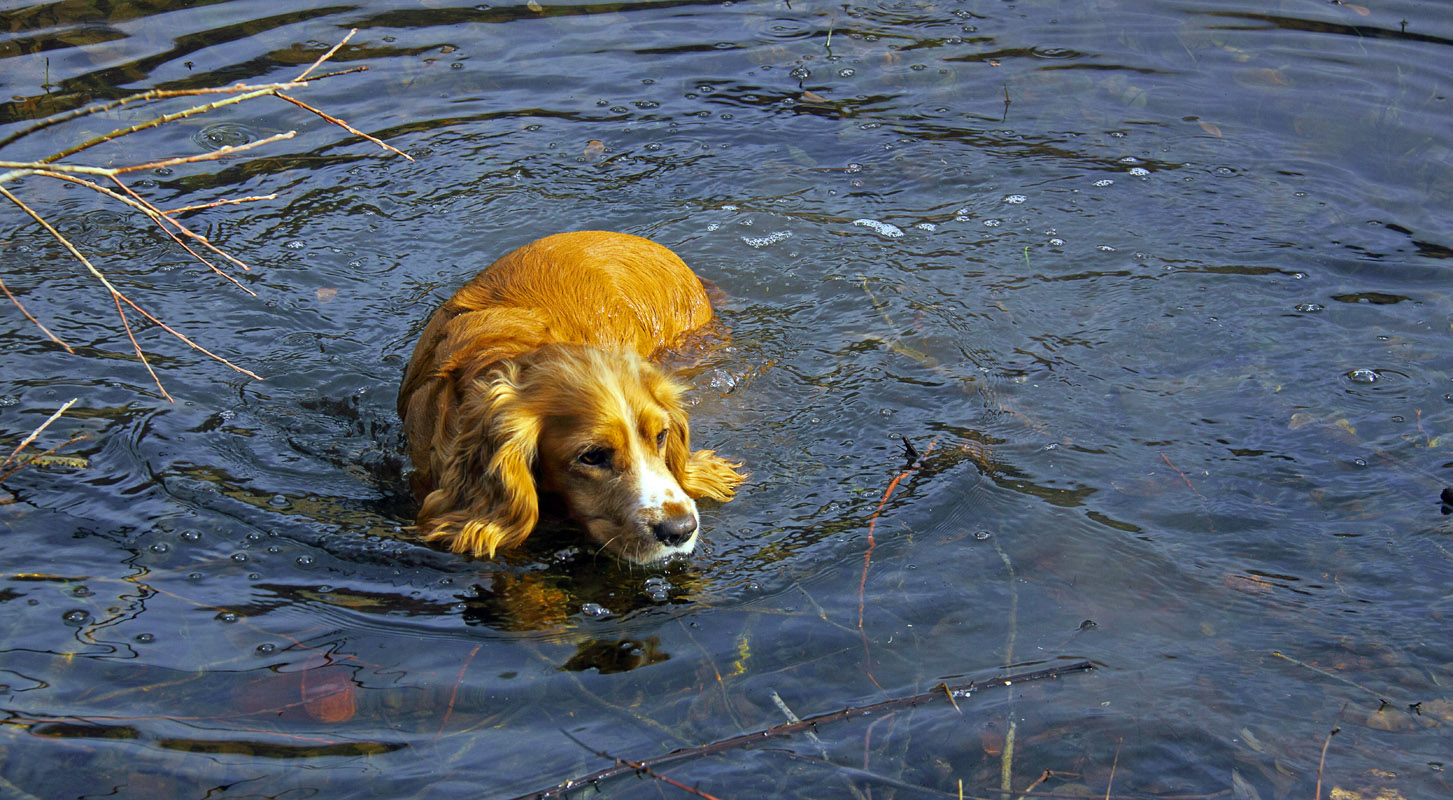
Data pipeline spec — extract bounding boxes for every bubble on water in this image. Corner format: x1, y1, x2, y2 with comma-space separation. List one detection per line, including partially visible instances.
296, 555, 315, 566
955, 215, 971, 223
915, 222, 936, 231
1004, 194, 1026, 204
1093, 179, 1114, 187
269, 494, 288, 507
0, 396, 17, 407
62, 609, 91, 626
643, 576, 672, 602
72, 585, 93, 597
789, 66, 811, 80
720, 204, 738, 211
1214, 166, 1236, 176
705, 223, 720, 232
256, 643, 276, 656
1294, 303, 1324, 313
844, 162, 862, 173
285, 240, 305, 250
1119, 156, 1140, 164
983, 219, 1001, 227
1097, 245, 1116, 252
150, 542, 170, 553
1347, 368, 1379, 384
852, 219, 904, 238
180, 530, 201, 542
216, 611, 238, 623
188, 572, 203, 581
580, 602, 611, 617
231, 552, 248, 563
1048, 238, 1065, 246
743, 231, 792, 248
839, 68, 855, 77
134, 633, 154, 643
1128, 167, 1149, 176
973, 530, 991, 541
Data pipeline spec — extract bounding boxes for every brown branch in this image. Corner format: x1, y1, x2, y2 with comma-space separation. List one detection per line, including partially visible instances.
295, 28, 358, 82
0, 274, 72, 352
163, 194, 277, 216
1315, 704, 1346, 800
2, 398, 78, 469
112, 131, 298, 174
560, 729, 725, 800
0, 183, 262, 393
513, 661, 1094, 800
859, 437, 937, 664
272, 92, 413, 161
33, 170, 254, 294
112, 291, 172, 402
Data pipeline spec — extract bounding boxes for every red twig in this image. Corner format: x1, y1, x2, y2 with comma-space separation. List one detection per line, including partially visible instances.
1160, 452, 1203, 499
560, 729, 725, 800
438, 644, 481, 736
859, 438, 937, 664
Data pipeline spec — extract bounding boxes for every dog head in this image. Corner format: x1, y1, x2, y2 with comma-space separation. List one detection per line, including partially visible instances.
415, 344, 743, 564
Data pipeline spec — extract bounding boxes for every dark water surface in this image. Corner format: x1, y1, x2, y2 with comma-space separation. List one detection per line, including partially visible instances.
3, 0, 1452, 797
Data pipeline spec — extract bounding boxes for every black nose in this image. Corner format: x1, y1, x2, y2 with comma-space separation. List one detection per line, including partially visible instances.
652, 514, 698, 546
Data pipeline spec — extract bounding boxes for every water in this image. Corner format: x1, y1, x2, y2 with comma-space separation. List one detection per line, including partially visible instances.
2, 0, 1452, 797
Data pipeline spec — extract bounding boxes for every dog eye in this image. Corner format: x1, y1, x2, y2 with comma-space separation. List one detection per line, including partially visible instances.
656, 430, 668, 449
578, 447, 611, 467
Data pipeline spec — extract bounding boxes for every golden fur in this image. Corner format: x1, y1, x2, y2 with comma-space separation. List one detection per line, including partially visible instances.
398, 231, 744, 563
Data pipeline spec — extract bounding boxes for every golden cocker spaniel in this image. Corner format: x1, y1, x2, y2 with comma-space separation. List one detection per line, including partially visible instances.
398, 231, 744, 564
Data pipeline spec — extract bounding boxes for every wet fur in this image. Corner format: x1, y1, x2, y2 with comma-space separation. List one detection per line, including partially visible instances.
398, 231, 744, 563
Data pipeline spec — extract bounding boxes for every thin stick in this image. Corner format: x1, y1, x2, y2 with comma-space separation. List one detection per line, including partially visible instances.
164, 194, 277, 216
1315, 704, 1346, 800
272, 92, 413, 161
438, 644, 481, 737
1105, 738, 1122, 800
113, 290, 172, 401
1271, 651, 1391, 705
2, 398, 78, 468
996, 540, 1019, 797
0, 275, 72, 352
560, 729, 725, 800
859, 438, 937, 648
112, 131, 298, 174
1160, 452, 1203, 499
0, 184, 262, 387
514, 661, 1093, 800
295, 29, 358, 82
37, 169, 251, 289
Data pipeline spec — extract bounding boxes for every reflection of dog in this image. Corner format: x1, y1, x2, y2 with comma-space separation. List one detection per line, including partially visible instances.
398, 231, 744, 564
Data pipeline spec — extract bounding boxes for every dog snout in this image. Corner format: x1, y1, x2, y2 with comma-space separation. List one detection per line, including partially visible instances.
651, 513, 698, 546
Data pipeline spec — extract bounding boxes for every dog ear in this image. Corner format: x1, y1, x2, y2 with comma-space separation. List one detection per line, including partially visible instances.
416, 363, 540, 557
658, 375, 746, 502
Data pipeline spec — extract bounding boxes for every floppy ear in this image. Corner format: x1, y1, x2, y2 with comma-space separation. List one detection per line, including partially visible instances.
658, 376, 746, 502
415, 364, 540, 558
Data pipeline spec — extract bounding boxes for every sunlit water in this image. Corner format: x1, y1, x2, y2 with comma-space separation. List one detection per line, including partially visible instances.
2, 0, 1451, 797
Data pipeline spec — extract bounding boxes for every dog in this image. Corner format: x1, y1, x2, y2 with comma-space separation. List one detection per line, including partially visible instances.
398, 231, 744, 564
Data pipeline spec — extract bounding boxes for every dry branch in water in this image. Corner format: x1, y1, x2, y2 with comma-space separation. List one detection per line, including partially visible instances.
0, 29, 411, 401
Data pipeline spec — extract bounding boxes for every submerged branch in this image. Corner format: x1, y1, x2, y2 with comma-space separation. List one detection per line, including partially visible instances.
515, 660, 1094, 800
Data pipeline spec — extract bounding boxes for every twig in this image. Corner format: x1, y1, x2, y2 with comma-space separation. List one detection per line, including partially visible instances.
438, 644, 482, 737
514, 661, 1093, 800
859, 437, 937, 661
1160, 452, 1203, 499
560, 729, 725, 800
0, 274, 71, 352
164, 194, 277, 216
296, 29, 358, 82
1270, 651, 1394, 706
995, 540, 1019, 797
2, 398, 78, 469
1105, 738, 1122, 800
1315, 704, 1346, 800
273, 92, 412, 161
